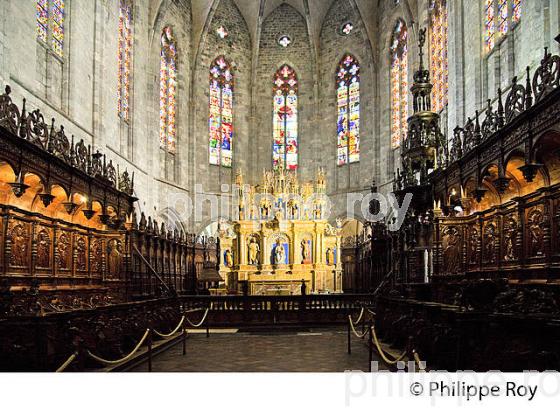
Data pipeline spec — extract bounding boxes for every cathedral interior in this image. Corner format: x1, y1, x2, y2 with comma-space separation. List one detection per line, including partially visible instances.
1, 0, 560, 377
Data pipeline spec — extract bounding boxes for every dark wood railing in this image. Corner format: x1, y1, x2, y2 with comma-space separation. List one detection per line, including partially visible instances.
0, 293, 376, 371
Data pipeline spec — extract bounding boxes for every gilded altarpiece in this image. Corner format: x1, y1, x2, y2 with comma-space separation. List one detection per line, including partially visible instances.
219, 168, 343, 295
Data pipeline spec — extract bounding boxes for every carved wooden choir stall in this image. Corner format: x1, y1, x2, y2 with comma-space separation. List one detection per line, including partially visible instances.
0, 85, 217, 316
354, 31, 560, 371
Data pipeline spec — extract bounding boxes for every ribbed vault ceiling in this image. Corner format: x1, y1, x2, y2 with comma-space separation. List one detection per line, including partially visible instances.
151, 0, 383, 61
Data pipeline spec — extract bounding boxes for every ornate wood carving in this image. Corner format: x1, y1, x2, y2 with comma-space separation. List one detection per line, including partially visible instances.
8, 222, 29, 268
526, 207, 545, 258
442, 226, 461, 275
36, 228, 51, 269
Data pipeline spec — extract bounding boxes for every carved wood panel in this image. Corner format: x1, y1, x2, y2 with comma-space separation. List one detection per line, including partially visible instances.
35, 226, 52, 272
526, 206, 545, 259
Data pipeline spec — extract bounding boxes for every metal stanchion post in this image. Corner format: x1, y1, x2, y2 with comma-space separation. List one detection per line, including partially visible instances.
368, 324, 373, 372
182, 322, 187, 356
148, 330, 153, 372
347, 318, 351, 354
206, 313, 210, 338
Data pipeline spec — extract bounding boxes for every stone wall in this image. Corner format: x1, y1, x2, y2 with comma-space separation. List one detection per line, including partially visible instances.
254, 3, 314, 182
1, 0, 559, 233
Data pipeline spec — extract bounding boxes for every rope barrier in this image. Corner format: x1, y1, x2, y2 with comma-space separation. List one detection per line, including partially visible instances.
87, 328, 150, 366
55, 353, 77, 372
348, 315, 370, 339
350, 307, 365, 325
153, 316, 185, 338
366, 308, 377, 318
370, 326, 407, 365
185, 308, 209, 328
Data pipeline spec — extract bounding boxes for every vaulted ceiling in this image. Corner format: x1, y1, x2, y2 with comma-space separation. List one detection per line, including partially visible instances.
150, 0, 383, 61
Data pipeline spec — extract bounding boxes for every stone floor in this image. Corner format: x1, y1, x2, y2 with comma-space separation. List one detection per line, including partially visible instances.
131, 327, 387, 372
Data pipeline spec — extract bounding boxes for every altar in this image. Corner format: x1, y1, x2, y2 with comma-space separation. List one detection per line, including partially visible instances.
219, 167, 343, 295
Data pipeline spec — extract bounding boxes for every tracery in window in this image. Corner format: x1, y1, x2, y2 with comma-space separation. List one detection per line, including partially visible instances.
390, 19, 408, 149
336, 54, 360, 166
159, 26, 177, 153
429, 0, 448, 112
273, 65, 298, 170
36, 0, 65, 57
118, 0, 133, 121
209, 56, 234, 167
485, 0, 523, 52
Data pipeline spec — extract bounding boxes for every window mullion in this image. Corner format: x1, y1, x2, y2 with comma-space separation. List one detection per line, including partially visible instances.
284, 95, 288, 167
218, 85, 223, 167
346, 84, 350, 165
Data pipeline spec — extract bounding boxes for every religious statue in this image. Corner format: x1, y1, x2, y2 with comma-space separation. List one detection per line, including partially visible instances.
56, 233, 70, 270
301, 239, 311, 264
76, 237, 87, 271
442, 227, 460, 274
275, 164, 287, 193
36, 230, 50, 268
274, 240, 285, 265
326, 248, 335, 266
503, 217, 517, 261
484, 224, 497, 264
248, 186, 257, 219
224, 249, 234, 267
260, 198, 272, 219
287, 198, 298, 219
91, 240, 103, 274
10, 224, 28, 267
313, 201, 322, 220
528, 210, 544, 256
107, 239, 122, 277
248, 237, 260, 265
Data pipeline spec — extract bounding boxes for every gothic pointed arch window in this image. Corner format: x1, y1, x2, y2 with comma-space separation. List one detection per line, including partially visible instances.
36, 0, 65, 57
485, 0, 523, 52
390, 19, 408, 149
336, 54, 360, 166
118, 0, 133, 121
209, 56, 234, 167
159, 26, 177, 153
429, 0, 448, 113
273, 65, 298, 170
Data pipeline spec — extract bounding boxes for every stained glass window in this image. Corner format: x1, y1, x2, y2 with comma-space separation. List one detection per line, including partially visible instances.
159, 26, 177, 153
512, 0, 522, 23
336, 54, 360, 166
340, 22, 354, 36
486, 1, 522, 52
36, 0, 48, 42
216, 26, 228, 39
273, 65, 298, 170
485, 0, 496, 51
209, 56, 234, 167
36, 0, 64, 56
118, 0, 133, 121
429, 0, 448, 113
51, 0, 64, 57
278, 35, 292, 48
498, 0, 508, 35
390, 19, 408, 149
